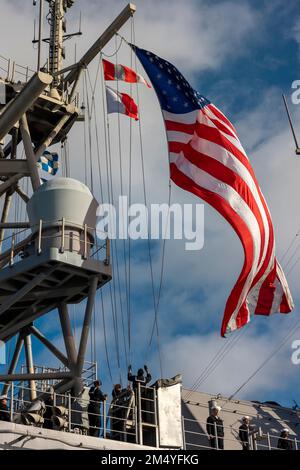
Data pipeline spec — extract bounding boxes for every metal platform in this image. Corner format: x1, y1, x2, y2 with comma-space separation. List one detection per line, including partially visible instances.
0, 79, 79, 158
0, 247, 111, 342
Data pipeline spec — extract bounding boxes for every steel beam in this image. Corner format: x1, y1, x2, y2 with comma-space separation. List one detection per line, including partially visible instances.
34, 113, 71, 160
0, 266, 56, 317
1, 333, 24, 395
0, 174, 22, 197
0, 160, 30, 176
0, 191, 13, 253
20, 115, 41, 191
58, 303, 78, 368
24, 334, 37, 401
19, 286, 84, 300
0, 71, 52, 141
76, 276, 98, 375
15, 185, 29, 203
0, 222, 30, 229
0, 233, 32, 269
64, 3, 136, 86
0, 371, 72, 382
29, 325, 69, 367
0, 110, 74, 192
0, 300, 58, 342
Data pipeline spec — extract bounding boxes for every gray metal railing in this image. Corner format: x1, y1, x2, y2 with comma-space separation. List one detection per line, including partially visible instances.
0, 381, 157, 446
0, 54, 36, 83
182, 414, 300, 450
0, 218, 110, 267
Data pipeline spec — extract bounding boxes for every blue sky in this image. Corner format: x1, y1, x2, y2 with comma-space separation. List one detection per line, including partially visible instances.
1, 0, 300, 409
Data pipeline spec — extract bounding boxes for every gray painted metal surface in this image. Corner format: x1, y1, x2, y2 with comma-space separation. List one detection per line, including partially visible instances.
182, 389, 300, 450
0, 71, 52, 141
157, 383, 183, 448
27, 177, 98, 233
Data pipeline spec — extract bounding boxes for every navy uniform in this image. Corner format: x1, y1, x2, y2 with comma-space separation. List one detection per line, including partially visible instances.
127, 365, 151, 390
88, 381, 107, 437
206, 407, 224, 450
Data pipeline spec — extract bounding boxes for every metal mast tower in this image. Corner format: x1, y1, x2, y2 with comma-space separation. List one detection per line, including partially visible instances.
0, 2, 136, 399
48, 0, 65, 85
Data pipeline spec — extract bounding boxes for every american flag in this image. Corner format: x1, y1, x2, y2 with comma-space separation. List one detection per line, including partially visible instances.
133, 45, 294, 336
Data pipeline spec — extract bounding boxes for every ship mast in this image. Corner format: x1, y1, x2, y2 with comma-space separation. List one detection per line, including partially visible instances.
0, 2, 136, 399
48, 0, 65, 86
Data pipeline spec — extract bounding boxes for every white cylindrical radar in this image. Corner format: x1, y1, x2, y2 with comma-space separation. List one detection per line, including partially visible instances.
27, 177, 99, 256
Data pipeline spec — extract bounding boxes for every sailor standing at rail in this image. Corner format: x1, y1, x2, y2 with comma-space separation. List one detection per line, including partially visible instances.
127, 365, 152, 390
88, 380, 107, 437
277, 428, 294, 450
239, 416, 254, 450
206, 405, 224, 450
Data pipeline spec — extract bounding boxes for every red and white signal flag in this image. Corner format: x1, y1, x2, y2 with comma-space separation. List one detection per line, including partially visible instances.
105, 86, 139, 121
103, 58, 151, 88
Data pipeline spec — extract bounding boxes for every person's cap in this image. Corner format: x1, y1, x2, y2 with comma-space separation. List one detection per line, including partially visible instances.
242, 415, 250, 420
0, 394, 7, 400
282, 428, 289, 433
212, 405, 221, 411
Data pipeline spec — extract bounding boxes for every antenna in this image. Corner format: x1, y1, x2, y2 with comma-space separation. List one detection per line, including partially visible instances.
79, 11, 82, 34
32, 0, 81, 93
282, 94, 300, 155
37, 0, 44, 71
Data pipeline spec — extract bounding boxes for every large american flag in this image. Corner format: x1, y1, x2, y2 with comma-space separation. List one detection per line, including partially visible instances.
133, 45, 294, 336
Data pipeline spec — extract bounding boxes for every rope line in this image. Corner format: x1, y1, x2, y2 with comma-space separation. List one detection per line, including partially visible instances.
132, 18, 163, 378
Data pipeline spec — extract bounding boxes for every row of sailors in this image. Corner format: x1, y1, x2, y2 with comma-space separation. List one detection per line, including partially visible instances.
0, 365, 151, 439
207, 405, 294, 450
88, 365, 151, 437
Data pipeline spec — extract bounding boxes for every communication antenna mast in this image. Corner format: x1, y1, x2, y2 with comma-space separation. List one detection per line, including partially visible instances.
48, 0, 67, 87
33, 0, 81, 93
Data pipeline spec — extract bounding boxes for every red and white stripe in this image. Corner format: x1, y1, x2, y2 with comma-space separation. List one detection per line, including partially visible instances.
106, 86, 138, 121
103, 59, 151, 88
165, 104, 294, 336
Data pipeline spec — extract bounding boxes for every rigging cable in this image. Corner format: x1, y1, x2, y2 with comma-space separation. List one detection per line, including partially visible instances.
225, 315, 300, 403
280, 229, 300, 265
83, 71, 96, 364
127, 21, 134, 365
184, 223, 300, 398
99, 56, 123, 380
84, 62, 118, 382
132, 18, 163, 378
145, 181, 171, 359
90, 53, 129, 374
184, 327, 248, 400
82, 70, 88, 185
114, 35, 130, 368
100, 289, 114, 384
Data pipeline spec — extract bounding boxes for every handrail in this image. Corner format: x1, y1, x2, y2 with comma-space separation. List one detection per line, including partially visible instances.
0, 217, 109, 267
0, 380, 156, 445
0, 53, 36, 83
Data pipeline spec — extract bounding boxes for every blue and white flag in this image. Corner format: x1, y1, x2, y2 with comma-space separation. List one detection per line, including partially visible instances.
37, 150, 59, 176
